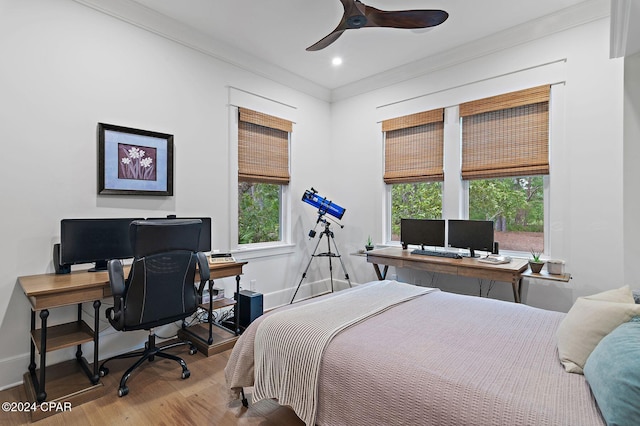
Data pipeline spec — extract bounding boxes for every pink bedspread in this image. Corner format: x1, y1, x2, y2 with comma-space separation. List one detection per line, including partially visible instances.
226, 285, 605, 426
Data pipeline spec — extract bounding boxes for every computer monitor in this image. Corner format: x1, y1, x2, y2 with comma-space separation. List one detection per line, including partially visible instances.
400, 219, 446, 249
447, 219, 494, 257
147, 216, 212, 252
60, 218, 143, 271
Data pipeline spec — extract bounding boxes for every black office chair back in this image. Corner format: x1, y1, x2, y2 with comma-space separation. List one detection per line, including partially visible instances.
119, 219, 202, 331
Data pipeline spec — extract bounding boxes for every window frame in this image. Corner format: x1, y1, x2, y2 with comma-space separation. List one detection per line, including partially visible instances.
384, 86, 558, 258
229, 106, 293, 258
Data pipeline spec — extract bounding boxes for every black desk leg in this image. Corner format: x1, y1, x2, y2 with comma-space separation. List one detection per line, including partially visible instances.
29, 311, 36, 374
37, 309, 49, 402
76, 304, 84, 360
92, 300, 101, 384
207, 279, 214, 345
234, 275, 241, 336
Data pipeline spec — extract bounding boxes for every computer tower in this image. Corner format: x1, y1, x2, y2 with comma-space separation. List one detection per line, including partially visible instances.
237, 290, 263, 329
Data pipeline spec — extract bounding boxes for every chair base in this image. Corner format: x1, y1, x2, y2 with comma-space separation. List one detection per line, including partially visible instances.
99, 330, 197, 397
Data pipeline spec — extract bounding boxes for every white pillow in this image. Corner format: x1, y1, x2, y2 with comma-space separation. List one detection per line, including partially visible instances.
556, 286, 640, 374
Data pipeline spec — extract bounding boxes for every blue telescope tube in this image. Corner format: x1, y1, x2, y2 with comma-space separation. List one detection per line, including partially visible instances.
302, 190, 345, 220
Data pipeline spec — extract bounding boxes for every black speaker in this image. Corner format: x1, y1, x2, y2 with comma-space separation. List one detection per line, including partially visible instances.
237, 290, 263, 329
492, 241, 499, 255
53, 243, 71, 274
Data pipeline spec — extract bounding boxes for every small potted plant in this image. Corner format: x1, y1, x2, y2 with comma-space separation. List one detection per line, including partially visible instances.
365, 236, 374, 251
529, 249, 545, 273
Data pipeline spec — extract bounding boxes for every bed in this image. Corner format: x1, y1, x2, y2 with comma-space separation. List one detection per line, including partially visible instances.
225, 281, 640, 425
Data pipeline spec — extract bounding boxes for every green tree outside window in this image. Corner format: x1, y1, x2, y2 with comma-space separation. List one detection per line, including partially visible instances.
391, 182, 443, 240
238, 182, 281, 244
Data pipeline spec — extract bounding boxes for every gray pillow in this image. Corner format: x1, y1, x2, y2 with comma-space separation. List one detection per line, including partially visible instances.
634, 289, 640, 304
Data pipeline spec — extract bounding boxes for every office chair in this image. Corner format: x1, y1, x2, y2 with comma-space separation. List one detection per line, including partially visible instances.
98, 219, 210, 397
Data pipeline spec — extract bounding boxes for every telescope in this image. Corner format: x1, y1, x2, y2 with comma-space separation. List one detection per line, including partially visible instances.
301, 188, 345, 220
292, 188, 351, 303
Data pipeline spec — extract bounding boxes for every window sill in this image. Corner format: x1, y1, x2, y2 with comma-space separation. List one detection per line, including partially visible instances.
232, 243, 296, 260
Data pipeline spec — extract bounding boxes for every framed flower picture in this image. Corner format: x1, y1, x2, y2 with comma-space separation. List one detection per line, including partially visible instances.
98, 123, 174, 196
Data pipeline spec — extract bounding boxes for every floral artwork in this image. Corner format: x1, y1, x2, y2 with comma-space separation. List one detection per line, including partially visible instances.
118, 144, 157, 181
98, 123, 173, 196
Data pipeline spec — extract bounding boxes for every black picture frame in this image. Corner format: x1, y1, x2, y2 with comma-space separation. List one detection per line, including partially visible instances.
98, 123, 174, 196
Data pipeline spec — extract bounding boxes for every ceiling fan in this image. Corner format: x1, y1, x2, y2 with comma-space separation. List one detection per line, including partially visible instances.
307, 0, 449, 51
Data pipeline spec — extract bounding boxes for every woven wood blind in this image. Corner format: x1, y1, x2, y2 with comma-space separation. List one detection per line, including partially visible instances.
382, 109, 444, 184
238, 108, 291, 184
460, 85, 550, 180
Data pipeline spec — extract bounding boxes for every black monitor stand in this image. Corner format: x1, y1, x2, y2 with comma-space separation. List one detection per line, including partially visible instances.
88, 260, 108, 272
467, 248, 478, 258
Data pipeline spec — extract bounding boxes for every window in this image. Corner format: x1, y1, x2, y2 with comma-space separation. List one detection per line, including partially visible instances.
468, 176, 544, 252
382, 109, 445, 242
460, 85, 550, 253
237, 108, 292, 245
238, 182, 281, 244
390, 182, 442, 241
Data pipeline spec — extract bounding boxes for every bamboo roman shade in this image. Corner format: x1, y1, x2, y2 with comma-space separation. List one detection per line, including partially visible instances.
460, 85, 550, 180
238, 108, 292, 184
382, 108, 444, 184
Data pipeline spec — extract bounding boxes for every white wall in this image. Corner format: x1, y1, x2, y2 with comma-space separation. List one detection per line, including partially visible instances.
624, 51, 640, 287
331, 17, 626, 310
0, 0, 332, 389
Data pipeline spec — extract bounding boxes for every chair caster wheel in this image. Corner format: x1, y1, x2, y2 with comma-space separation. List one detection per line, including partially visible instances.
189, 346, 197, 355
118, 386, 129, 397
182, 370, 191, 379
99, 367, 109, 377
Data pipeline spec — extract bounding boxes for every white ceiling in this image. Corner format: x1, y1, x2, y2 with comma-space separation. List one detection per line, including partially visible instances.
127, 0, 593, 91
74, 0, 630, 100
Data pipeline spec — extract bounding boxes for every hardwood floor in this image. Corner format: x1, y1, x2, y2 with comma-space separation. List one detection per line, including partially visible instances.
0, 346, 304, 425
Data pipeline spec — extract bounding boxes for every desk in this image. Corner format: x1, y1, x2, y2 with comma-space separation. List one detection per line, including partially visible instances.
366, 247, 529, 303
17, 261, 246, 420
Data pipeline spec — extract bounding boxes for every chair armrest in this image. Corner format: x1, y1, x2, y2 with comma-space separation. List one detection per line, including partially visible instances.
106, 259, 126, 330
196, 252, 210, 294
107, 259, 126, 296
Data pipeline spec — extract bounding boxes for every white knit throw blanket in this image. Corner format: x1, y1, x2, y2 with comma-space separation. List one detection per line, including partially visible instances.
253, 280, 436, 425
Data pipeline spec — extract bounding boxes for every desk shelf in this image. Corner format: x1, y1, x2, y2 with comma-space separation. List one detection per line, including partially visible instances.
23, 359, 104, 422
23, 302, 101, 411
198, 297, 236, 311
30, 320, 94, 353
522, 269, 571, 282
180, 263, 247, 356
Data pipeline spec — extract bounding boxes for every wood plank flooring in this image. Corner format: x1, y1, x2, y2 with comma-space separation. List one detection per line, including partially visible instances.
0, 346, 304, 425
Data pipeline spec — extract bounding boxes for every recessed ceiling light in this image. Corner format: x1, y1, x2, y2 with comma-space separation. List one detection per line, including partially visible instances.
332, 57, 343, 66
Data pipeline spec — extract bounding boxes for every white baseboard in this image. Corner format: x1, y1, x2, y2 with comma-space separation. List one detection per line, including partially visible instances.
263, 278, 357, 310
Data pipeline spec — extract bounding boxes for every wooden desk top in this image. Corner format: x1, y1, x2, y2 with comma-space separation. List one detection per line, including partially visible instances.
18, 261, 247, 310
366, 247, 529, 274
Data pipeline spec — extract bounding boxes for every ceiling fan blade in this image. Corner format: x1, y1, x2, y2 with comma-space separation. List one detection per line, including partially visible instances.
306, 0, 362, 51
364, 8, 448, 29
306, 29, 346, 51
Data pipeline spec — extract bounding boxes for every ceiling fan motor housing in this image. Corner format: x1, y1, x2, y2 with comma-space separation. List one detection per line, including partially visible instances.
347, 14, 367, 28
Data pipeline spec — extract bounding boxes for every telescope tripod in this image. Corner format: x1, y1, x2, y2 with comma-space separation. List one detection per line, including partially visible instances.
290, 219, 351, 304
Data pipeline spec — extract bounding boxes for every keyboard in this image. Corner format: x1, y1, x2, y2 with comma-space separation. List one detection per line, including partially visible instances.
411, 249, 462, 259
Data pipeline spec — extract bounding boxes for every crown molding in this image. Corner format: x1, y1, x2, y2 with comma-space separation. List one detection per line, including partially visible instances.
331, 0, 610, 102
610, 0, 640, 58
610, 0, 631, 58
72, 0, 332, 102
